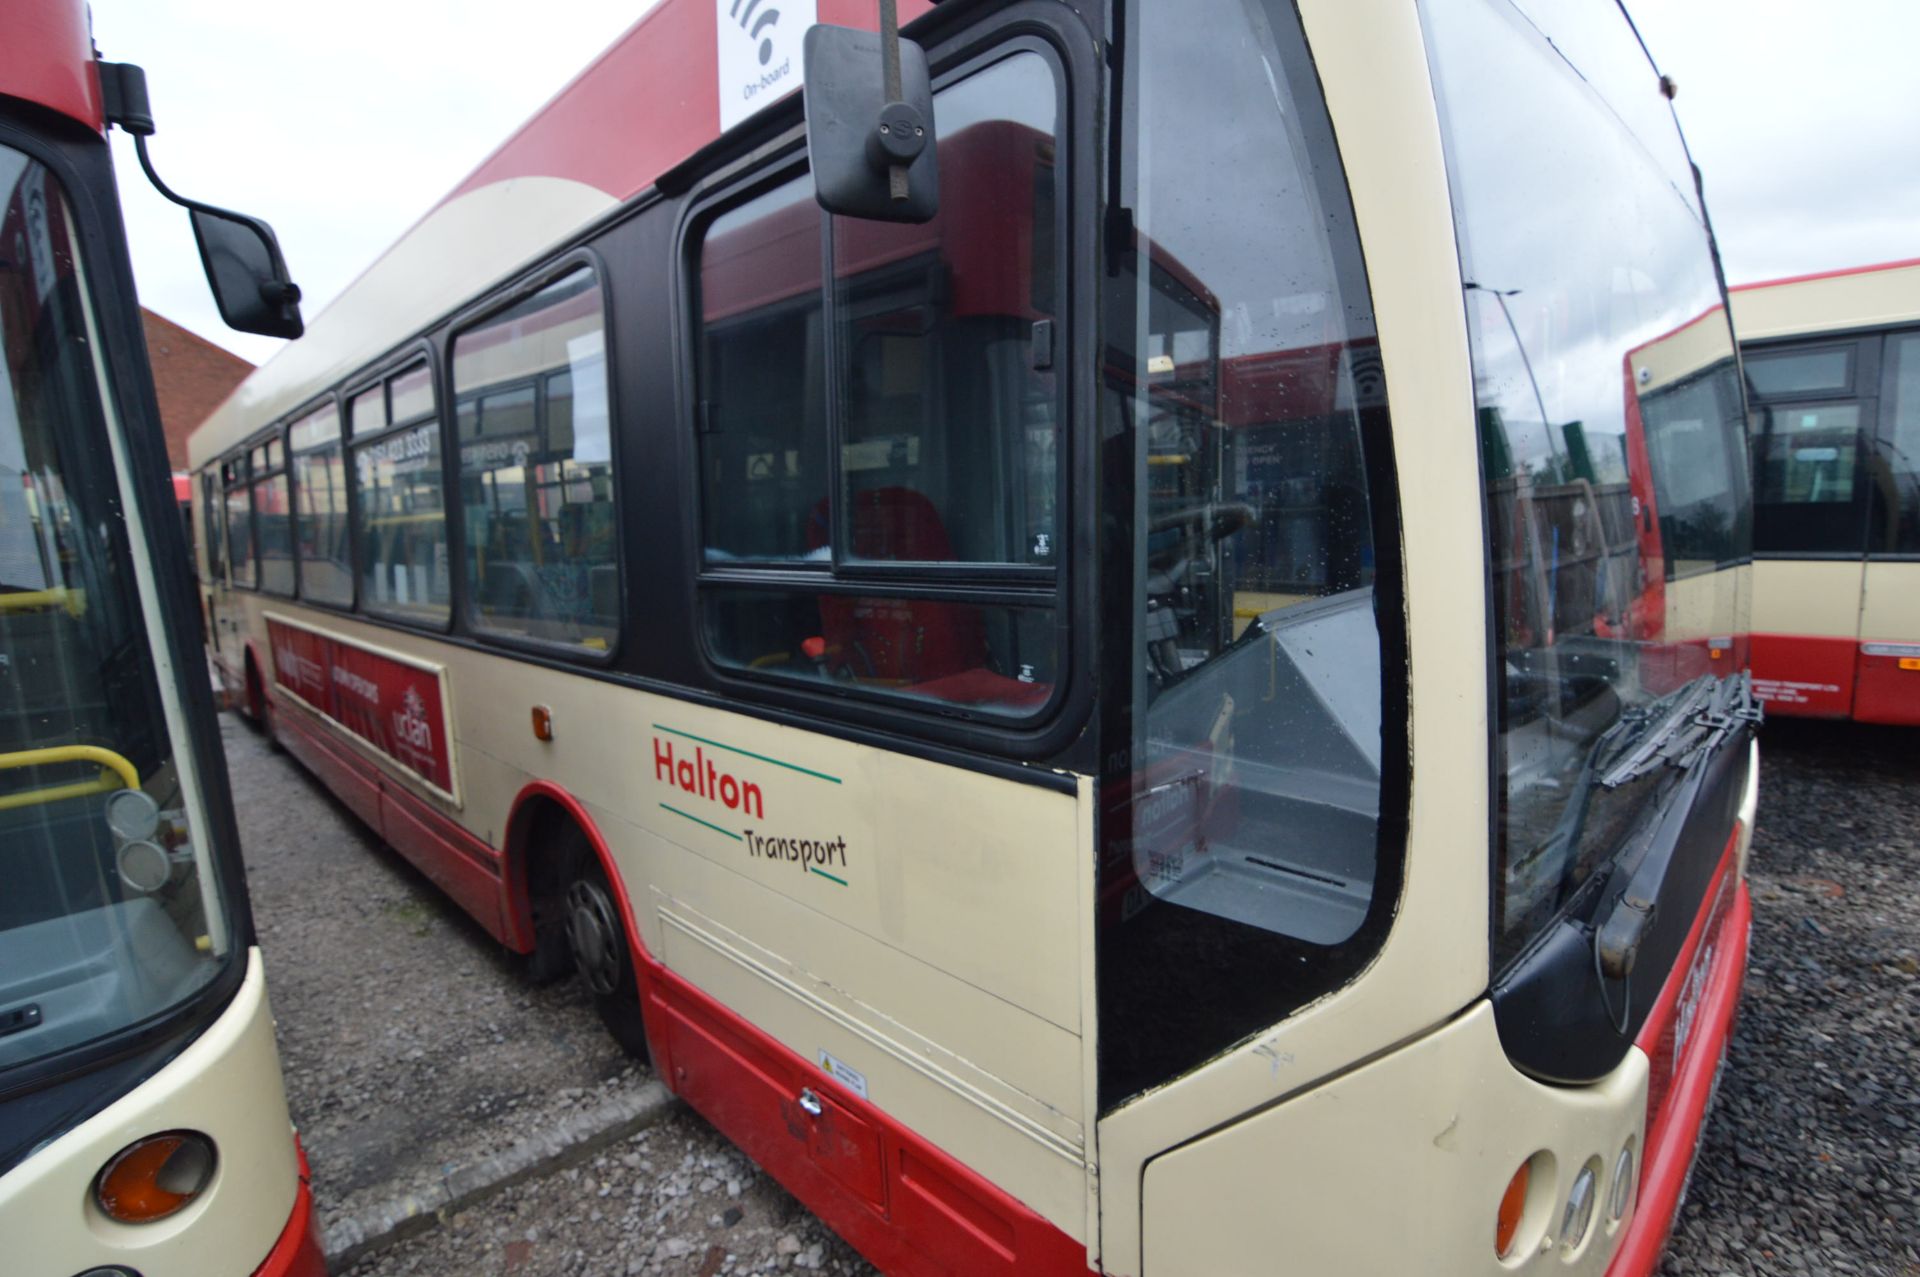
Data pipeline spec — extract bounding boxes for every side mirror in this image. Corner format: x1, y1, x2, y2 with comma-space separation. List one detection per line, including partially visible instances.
802, 23, 938, 223
97, 62, 306, 340
190, 207, 304, 340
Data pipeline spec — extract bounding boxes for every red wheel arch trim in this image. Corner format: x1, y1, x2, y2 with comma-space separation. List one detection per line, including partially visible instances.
501, 781, 631, 946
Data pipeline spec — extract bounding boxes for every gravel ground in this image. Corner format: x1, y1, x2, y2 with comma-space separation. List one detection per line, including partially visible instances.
338, 1108, 872, 1277
1659, 718, 1920, 1277
223, 714, 654, 1237
228, 706, 1919, 1275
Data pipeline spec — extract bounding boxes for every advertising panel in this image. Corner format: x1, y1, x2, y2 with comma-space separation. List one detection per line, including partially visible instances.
268, 615, 455, 798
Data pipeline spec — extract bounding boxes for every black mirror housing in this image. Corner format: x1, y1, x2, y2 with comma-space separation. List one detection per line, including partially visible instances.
802, 24, 938, 223
190, 207, 303, 340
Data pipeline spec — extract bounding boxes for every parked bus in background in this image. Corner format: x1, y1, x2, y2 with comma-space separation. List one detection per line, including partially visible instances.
1731, 258, 1920, 724
0, 3, 322, 1274
190, 0, 1757, 1272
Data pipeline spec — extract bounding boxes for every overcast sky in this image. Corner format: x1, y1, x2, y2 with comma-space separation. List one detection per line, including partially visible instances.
92, 0, 1919, 368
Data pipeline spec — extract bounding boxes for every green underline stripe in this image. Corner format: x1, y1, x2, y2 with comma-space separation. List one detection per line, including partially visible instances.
661, 803, 743, 841
652, 724, 843, 784
809, 867, 849, 886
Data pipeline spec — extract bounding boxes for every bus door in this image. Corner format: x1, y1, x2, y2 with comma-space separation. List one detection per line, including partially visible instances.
1857, 327, 1920, 723
1743, 338, 1877, 716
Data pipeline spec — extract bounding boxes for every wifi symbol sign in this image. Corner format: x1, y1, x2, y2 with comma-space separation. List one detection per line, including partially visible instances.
731, 0, 782, 66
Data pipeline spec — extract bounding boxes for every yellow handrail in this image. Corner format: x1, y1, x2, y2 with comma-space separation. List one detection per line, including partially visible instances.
0, 587, 86, 617
0, 745, 140, 813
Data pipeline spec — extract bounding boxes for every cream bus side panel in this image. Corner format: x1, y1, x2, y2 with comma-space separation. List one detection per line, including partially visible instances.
1140, 1002, 1646, 1277
1097, 2, 1489, 1271
0, 952, 299, 1277
1751, 559, 1864, 638
1860, 560, 1920, 641
257, 614, 1096, 1240
1730, 262, 1920, 342
1663, 565, 1748, 643
479, 673, 1093, 1236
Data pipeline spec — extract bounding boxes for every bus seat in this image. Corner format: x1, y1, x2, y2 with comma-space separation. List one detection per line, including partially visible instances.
806, 488, 986, 685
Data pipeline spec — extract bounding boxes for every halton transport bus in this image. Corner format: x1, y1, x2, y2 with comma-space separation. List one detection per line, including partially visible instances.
190, 0, 1759, 1272
1731, 257, 1920, 724
0, 3, 324, 1275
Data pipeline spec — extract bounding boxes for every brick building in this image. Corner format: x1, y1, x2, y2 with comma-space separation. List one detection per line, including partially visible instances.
141, 308, 254, 471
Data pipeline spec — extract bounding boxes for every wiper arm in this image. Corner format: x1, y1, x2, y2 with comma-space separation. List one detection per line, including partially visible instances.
1598, 670, 1762, 791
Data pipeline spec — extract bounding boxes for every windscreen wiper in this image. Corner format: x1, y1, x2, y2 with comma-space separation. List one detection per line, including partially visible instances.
1598, 670, 1762, 791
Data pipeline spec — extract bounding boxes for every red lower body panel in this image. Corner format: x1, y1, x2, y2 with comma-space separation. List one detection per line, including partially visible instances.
253, 1138, 326, 1277
1606, 830, 1751, 1277
647, 960, 1092, 1277
1852, 649, 1920, 725
1750, 633, 1856, 718
272, 700, 510, 944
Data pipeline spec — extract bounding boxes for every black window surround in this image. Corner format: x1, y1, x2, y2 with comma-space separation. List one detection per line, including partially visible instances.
680, 31, 1082, 739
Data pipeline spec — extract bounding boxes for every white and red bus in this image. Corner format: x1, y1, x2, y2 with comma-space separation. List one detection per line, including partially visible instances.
0, 4, 322, 1275
1732, 258, 1920, 724
191, 1, 1758, 1272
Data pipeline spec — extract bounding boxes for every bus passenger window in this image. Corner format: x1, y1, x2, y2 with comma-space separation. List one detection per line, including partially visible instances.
692, 52, 1064, 720
1880, 332, 1920, 553
453, 268, 618, 650
290, 402, 351, 606
831, 51, 1060, 567
350, 361, 449, 625
222, 456, 253, 589
1744, 340, 1870, 555
698, 176, 827, 564
252, 437, 294, 595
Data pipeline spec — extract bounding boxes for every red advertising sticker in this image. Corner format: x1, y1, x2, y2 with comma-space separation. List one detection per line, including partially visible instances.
268, 618, 454, 795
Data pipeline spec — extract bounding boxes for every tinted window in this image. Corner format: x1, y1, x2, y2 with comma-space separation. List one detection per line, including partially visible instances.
351, 363, 448, 624
454, 268, 619, 650
1098, 0, 1402, 1108
1747, 345, 1852, 397
693, 53, 1063, 719
253, 466, 294, 595
223, 466, 253, 589
290, 403, 350, 606
698, 177, 826, 564
832, 56, 1060, 566
1743, 337, 1871, 555
1643, 372, 1751, 575
1875, 330, 1920, 554
1425, 0, 1750, 969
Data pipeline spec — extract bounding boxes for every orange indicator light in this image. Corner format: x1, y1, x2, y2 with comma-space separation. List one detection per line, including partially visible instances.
95, 1132, 216, 1224
1496, 1160, 1530, 1258
1900, 658, 1920, 672
531, 705, 554, 741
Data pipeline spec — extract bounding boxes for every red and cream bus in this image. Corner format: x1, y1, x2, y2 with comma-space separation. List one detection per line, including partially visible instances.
191, 1, 1758, 1272
1732, 258, 1920, 723
0, 4, 322, 1274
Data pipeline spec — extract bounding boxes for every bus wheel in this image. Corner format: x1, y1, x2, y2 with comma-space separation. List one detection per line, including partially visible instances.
243, 657, 281, 749
563, 842, 648, 1059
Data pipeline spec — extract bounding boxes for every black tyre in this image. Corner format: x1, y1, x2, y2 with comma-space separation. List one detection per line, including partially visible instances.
561, 836, 649, 1059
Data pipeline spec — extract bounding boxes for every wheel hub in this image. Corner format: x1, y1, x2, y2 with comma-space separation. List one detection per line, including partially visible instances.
565, 878, 623, 995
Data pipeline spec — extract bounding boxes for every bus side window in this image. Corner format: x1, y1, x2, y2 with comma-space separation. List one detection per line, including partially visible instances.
222, 455, 253, 589
1879, 331, 1920, 553
289, 401, 350, 607
452, 267, 618, 651
1744, 341, 1870, 555
350, 361, 450, 626
692, 51, 1063, 720
252, 436, 294, 595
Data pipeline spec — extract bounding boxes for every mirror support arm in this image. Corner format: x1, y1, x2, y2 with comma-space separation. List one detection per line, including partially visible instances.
879, 0, 908, 202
